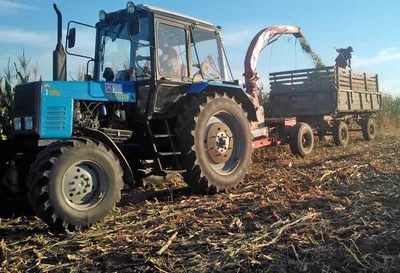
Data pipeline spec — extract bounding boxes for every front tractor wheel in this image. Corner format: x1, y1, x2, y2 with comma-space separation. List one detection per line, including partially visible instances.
176, 93, 253, 194
28, 138, 123, 231
289, 122, 314, 158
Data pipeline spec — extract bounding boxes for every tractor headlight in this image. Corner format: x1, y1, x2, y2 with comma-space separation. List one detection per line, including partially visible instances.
127, 2, 135, 14
24, 116, 33, 130
99, 10, 107, 21
13, 117, 22, 130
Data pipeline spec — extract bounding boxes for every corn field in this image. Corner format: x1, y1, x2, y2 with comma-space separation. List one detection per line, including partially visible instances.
0, 50, 87, 139
378, 93, 400, 128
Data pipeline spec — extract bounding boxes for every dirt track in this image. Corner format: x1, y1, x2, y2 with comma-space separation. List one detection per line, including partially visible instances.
1, 130, 399, 273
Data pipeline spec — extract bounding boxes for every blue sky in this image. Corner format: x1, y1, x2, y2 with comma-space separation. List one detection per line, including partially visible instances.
1, 0, 400, 94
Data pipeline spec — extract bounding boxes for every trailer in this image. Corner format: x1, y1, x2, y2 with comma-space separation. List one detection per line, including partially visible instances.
268, 66, 382, 146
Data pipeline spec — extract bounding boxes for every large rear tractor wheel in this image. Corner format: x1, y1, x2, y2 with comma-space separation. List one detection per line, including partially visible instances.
333, 121, 349, 146
28, 138, 124, 231
289, 122, 314, 158
175, 93, 253, 194
362, 118, 376, 141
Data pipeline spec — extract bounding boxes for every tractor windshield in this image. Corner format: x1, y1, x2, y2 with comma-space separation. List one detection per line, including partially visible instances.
191, 28, 233, 82
98, 16, 151, 81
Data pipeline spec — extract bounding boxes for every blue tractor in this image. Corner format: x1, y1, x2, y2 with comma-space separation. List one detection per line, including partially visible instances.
1, 2, 313, 231
0, 2, 260, 231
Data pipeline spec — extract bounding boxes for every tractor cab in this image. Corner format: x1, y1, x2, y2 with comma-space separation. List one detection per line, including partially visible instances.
67, 3, 235, 119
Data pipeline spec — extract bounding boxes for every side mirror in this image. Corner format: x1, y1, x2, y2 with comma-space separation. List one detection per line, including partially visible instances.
127, 3, 140, 36
67, 28, 76, 49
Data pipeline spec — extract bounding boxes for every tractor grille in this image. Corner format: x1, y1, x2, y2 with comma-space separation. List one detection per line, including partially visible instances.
44, 106, 66, 131
13, 82, 40, 117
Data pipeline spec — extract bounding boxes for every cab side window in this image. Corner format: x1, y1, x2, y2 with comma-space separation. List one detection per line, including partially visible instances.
157, 23, 188, 77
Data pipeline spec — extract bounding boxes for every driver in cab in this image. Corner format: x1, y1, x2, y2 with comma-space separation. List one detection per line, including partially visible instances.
158, 43, 181, 77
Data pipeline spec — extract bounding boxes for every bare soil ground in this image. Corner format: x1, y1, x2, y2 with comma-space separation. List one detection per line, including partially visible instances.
1, 130, 399, 273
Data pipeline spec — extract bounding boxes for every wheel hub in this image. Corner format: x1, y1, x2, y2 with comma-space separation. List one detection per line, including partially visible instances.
63, 163, 100, 207
206, 122, 234, 164
341, 128, 347, 139
369, 124, 375, 134
302, 133, 312, 149
216, 131, 230, 153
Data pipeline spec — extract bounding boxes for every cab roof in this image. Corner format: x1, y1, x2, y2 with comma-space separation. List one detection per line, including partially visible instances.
136, 4, 215, 27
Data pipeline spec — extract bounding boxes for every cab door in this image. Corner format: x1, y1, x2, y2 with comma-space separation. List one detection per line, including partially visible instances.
150, 19, 192, 119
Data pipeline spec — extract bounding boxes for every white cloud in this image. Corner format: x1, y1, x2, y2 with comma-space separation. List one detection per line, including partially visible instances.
353, 47, 400, 67
63, 28, 96, 54
0, 27, 96, 52
0, 29, 52, 46
378, 47, 398, 56
0, 26, 96, 81
380, 78, 400, 95
0, 0, 38, 12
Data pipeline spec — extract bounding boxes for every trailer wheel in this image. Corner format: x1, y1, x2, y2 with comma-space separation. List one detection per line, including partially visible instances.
289, 122, 314, 158
175, 93, 253, 194
333, 121, 349, 146
362, 118, 376, 141
28, 138, 123, 231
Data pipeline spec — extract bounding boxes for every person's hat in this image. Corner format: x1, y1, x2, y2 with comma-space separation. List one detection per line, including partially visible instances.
347, 46, 353, 52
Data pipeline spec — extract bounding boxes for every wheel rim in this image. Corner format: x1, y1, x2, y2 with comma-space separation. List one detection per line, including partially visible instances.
341, 127, 348, 141
62, 160, 108, 210
204, 112, 244, 175
302, 132, 312, 151
369, 123, 375, 135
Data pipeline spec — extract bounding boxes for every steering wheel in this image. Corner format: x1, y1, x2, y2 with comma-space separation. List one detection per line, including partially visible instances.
135, 55, 151, 77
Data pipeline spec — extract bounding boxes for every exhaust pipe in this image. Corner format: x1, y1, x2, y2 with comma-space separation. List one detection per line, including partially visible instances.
53, 3, 67, 81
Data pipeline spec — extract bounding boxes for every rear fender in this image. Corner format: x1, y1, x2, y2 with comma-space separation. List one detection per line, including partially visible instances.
77, 127, 135, 186
186, 82, 257, 121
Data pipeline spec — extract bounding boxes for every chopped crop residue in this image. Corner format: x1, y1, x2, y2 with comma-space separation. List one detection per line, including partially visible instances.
299, 37, 325, 68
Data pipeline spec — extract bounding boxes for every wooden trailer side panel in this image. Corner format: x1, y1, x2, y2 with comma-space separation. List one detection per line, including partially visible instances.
337, 90, 382, 112
270, 90, 336, 117
269, 66, 337, 117
268, 66, 382, 118
336, 67, 382, 113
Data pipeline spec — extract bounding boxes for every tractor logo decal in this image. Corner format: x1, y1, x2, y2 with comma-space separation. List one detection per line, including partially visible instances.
105, 83, 123, 94
49, 90, 61, 96
106, 93, 129, 100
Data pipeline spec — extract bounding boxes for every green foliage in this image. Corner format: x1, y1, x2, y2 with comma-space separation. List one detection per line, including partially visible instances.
378, 93, 400, 128
0, 77, 14, 139
0, 49, 40, 139
260, 91, 271, 117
